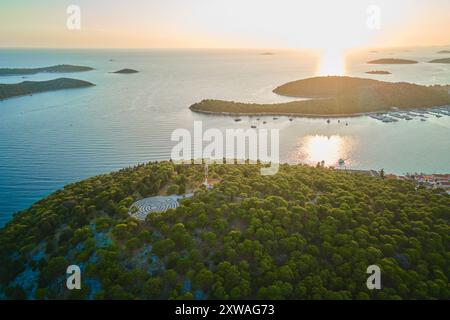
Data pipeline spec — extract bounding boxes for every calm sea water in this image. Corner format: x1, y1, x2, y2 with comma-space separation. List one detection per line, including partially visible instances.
0, 48, 449, 226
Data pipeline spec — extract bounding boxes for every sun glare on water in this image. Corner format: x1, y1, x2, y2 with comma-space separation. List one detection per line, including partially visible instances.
293, 135, 354, 167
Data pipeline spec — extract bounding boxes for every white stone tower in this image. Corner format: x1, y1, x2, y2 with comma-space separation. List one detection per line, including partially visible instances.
203, 163, 209, 186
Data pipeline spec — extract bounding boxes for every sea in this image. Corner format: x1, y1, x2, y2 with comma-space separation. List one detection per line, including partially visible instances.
0, 47, 449, 226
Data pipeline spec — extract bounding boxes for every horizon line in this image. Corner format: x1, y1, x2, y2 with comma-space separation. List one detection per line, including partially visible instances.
0, 44, 449, 51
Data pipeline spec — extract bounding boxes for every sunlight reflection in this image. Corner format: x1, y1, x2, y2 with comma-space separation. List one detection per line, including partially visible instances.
317, 49, 346, 76
294, 135, 352, 167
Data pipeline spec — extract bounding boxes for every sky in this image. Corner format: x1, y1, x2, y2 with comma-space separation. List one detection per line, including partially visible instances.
0, 0, 449, 50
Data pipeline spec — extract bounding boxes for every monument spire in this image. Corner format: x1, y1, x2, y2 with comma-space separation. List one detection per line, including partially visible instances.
204, 163, 209, 186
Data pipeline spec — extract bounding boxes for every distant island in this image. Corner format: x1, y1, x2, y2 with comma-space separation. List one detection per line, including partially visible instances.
437, 50, 450, 54
367, 58, 418, 64
365, 70, 391, 75
429, 58, 450, 64
0, 64, 93, 76
112, 68, 139, 74
0, 78, 94, 100
190, 76, 450, 117
260, 52, 274, 56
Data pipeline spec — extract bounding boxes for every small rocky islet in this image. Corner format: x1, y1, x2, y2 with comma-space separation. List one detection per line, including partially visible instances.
428, 58, 450, 64
367, 58, 418, 64
112, 68, 139, 74
365, 70, 391, 75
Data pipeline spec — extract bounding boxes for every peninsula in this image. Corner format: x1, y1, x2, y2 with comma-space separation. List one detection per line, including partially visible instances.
112, 68, 139, 74
367, 58, 418, 64
189, 76, 450, 117
437, 50, 450, 54
0, 64, 93, 76
429, 58, 450, 64
0, 161, 448, 299
0, 78, 95, 100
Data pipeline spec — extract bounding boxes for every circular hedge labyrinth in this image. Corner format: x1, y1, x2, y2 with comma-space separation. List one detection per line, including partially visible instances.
128, 196, 179, 221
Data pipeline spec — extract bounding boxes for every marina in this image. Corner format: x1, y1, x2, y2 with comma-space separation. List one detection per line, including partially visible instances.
369, 105, 450, 123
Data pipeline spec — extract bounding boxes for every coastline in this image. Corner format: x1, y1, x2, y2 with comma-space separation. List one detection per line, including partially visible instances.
1, 160, 449, 229
0, 78, 95, 101
190, 102, 450, 119
190, 106, 386, 118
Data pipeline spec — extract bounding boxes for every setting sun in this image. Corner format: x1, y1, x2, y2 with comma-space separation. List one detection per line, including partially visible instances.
1, 0, 449, 49
317, 49, 346, 76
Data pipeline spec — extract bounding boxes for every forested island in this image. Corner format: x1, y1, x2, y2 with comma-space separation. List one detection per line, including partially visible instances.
365, 71, 391, 75
429, 58, 450, 64
437, 50, 450, 54
367, 59, 418, 64
0, 161, 448, 300
190, 76, 450, 117
112, 69, 139, 74
0, 64, 93, 76
0, 78, 95, 100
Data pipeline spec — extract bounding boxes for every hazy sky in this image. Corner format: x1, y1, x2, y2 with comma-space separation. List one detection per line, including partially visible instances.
0, 0, 449, 49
